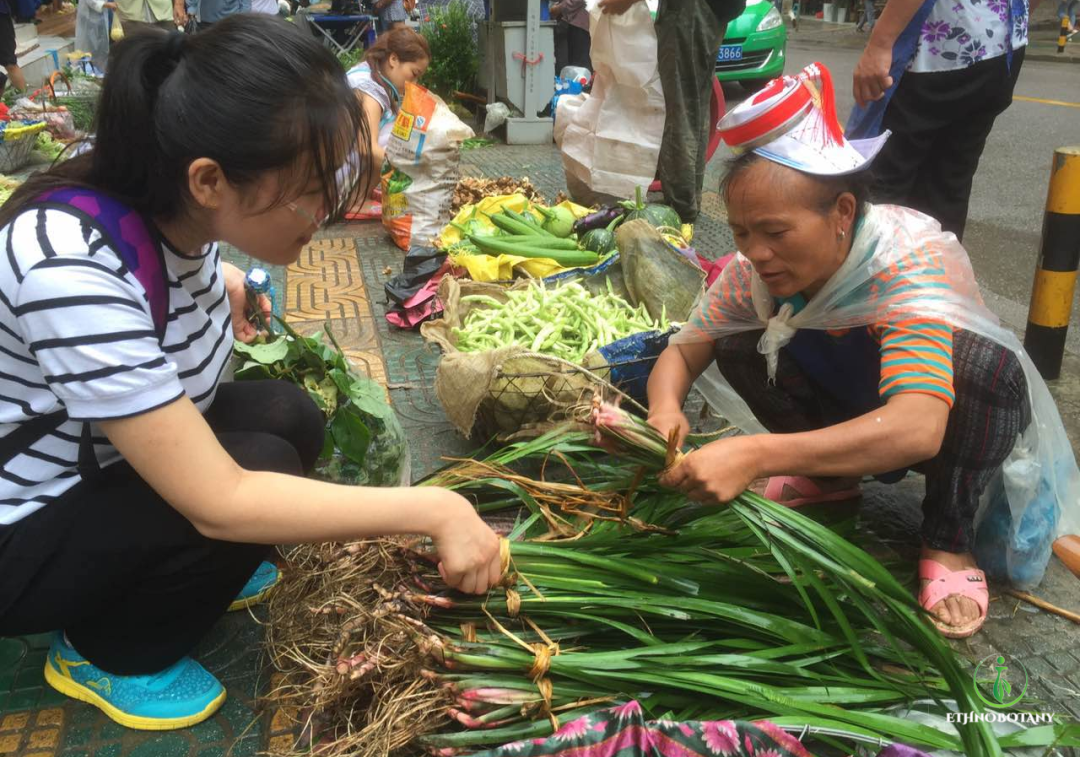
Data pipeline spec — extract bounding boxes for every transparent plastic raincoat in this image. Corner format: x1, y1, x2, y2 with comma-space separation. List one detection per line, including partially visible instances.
75, 0, 111, 74
672, 203, 1080, 589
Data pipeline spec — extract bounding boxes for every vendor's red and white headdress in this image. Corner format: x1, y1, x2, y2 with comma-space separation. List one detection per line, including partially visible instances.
717, 62, 889, 176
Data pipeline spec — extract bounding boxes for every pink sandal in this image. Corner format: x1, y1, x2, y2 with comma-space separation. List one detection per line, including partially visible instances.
763, 476, 861, 508
917, 559, 989, 639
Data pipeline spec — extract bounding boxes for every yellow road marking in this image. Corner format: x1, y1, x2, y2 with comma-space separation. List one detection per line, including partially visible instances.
1014, 95, 1080, 109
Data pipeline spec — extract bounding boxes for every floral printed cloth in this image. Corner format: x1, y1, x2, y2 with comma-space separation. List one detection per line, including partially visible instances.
909, 0, 1028, 72
476, 701, 817, 757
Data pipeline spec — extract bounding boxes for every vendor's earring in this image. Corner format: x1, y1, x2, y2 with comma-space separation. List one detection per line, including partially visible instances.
838, 230, 846, 240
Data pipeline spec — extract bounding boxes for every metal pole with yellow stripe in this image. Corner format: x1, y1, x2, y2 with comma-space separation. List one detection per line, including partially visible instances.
1025, 146, 1080, 380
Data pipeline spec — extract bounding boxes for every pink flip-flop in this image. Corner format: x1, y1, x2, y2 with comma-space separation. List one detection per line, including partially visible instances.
917, 559, 989, 639
763, 475, 861, 508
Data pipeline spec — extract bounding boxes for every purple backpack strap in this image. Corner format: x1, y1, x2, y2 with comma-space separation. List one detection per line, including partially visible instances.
32, 187, 168, 341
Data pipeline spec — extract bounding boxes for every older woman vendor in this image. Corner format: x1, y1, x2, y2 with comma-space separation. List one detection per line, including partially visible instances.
647, 63, 1048, 639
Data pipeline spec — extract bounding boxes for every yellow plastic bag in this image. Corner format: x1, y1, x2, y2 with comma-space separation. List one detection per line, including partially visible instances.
448, 252, 566, 282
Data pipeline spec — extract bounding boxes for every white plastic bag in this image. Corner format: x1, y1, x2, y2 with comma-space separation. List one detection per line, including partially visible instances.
556, 0, 665, 200
675, 205, 1080, 589
484, 102, 510, 134
382, 82, 474, 250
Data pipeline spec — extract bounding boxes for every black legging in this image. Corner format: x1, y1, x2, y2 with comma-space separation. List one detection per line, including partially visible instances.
0, 380, 325, 675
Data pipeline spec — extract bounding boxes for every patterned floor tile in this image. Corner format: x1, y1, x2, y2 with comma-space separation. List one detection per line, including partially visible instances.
282, 236, 391, 389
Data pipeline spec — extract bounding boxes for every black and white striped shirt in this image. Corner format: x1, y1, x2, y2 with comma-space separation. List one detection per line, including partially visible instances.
0, 207, 234, 525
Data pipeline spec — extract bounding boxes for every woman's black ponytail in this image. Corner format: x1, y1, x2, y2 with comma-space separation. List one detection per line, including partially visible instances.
91, 30, 188, 206
0, 17, 370, 228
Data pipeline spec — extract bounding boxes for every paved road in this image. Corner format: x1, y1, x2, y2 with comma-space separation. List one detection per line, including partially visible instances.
721, 42, 1080, 351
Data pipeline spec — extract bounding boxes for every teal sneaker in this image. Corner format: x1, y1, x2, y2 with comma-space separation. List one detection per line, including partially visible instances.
44, 634, 226, 730
227, 560, 280, 612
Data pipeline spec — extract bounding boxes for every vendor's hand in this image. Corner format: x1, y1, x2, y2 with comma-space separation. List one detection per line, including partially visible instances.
598, 0, 638, 14
431, 491, 502, 595
103, 2, 117, 8
647, 409, 690, 450
223, 262, 271, 344
174, 6, 189, 25
658, 435, 762, 506
853, 38, 893, 108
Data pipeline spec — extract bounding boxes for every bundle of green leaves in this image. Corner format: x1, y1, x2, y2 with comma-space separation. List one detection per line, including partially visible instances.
266, 429, 1080, 756
233, 321, 409, 487
418, 431, 1079, 756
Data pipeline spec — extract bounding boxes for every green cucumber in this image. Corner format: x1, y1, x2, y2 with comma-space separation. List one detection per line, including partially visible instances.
489, 213, 542, 237
477, 235, 581, 250
503, 208, 554, 236
467, 235, 600, 266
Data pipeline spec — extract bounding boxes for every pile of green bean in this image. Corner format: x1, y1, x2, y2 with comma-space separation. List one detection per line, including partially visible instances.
452, 281, 667, 362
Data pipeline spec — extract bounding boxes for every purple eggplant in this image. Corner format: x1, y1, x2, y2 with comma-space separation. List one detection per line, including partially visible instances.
572, 206, 625, 236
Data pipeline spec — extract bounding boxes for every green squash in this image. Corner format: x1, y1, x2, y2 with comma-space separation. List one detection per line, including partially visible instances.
621, 185, 682, 230
581, 228, 616, 255
579, 213, 622, 255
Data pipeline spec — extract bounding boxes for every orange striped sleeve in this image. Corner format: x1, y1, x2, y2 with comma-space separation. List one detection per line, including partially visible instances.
875, 318, 955, 407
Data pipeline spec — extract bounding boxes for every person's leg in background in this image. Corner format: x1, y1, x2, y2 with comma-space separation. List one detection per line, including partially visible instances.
566, 22, 591, 71
0, 11, 25, 91
780, 0, 796, 28
1059, 0, 1078, 31
553, 17, 569, 76
2, 64, 23, 92
871, 66, 961, 227
655, 0, 730, 224
905, 50, 1023, 241
857, 0, 873, 30
120, 17, 171, 34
